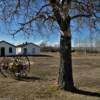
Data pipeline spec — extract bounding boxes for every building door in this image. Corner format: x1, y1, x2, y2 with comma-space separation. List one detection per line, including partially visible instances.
23, 48, 27, 55
1, 47, 5, 56
32, 48, 35, 54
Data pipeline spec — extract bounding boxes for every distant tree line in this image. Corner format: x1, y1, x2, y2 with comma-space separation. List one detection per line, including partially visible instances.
40, 42, 100, 53
40, 42, 60, 52
72, 47, 100, 53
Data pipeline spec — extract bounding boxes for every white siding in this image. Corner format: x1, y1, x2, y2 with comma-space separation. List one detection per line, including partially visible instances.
0, 42, 16, 56
16, 44, 40, 55
22, 44, 40, 55
16, 47, 22, 55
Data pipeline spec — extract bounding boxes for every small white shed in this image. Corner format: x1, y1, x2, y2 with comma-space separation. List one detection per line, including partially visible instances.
16, 42, 40, 55
0, 41, 16, 56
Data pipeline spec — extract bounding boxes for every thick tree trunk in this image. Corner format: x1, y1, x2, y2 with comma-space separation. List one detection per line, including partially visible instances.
58, 35, 74, 90
58, 17, 75, 90
49, 0, 76, 91
49, 0, 74, 91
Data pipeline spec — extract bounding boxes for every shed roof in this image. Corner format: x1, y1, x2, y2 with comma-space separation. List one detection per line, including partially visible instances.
0, 40, 16, 47
16, 42, 40, 48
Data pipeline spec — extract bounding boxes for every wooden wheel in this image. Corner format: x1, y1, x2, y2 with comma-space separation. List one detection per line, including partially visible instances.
0, 57, 12, 77
11, 56, 30, 78
0, 56, 30, 79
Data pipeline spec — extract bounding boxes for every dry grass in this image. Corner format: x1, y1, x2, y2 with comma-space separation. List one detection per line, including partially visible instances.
0, 52, 100, 100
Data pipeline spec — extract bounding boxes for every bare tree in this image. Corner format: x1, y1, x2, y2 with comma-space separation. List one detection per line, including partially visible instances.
0, 0, 100, 91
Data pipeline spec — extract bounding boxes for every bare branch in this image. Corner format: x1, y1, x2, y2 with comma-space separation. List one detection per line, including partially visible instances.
36, 4, 50, 16
13, 0, 20, 14
71, 14, 91, 20
0, 0, 99, 37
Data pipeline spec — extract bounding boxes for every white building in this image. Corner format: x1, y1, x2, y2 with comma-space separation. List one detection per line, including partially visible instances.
0, 41, 16, 56
16, 42, 40, 55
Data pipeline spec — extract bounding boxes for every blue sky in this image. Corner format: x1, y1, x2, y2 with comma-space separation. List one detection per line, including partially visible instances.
0, 22, 61, 46
0, 0, 99, 47
0, 21, 94, 47
0, 0, 75, 46
0, 18, 99, 47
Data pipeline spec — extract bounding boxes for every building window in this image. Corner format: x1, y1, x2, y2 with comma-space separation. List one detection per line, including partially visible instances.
9, 47, 12, 53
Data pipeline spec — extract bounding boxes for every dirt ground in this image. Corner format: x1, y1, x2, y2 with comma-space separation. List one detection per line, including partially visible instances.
0, 52, 100, 100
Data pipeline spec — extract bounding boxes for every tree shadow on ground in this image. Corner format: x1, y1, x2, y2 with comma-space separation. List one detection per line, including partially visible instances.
68, 87, 100, 97
17, 76, 42, 82
4, 54, 53, 57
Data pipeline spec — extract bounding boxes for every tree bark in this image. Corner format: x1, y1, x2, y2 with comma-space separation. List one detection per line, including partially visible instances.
58, 19, 75, 91
49, 0, 74, 91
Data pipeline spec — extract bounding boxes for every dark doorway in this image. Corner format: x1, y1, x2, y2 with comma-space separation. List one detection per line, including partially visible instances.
23, 48, 27, 55
1, 47, 5, 57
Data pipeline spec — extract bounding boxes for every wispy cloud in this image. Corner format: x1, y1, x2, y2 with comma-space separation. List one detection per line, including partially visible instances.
35, 40, 43, 45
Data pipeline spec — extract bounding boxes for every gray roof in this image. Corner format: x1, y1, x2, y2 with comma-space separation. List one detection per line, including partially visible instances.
16, 42, 40, 48
0, 40, 16, 47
